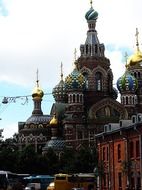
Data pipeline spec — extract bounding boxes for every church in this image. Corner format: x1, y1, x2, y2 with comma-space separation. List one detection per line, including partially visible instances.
18, 1, 142, 189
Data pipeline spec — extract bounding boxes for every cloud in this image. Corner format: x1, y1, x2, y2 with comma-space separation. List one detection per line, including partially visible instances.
0, 0, 141, 90
2, 122, 18, 139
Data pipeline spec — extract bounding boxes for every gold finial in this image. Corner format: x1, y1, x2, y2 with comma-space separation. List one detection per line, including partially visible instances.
36, 69, 39, 87
90, 0, 93, 8
124, 52, 128, 69
61, 62, 63, 81
135, 28, 140, 51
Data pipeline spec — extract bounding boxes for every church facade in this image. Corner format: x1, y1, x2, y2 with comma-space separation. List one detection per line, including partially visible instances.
18, 0, 142, 151
18, 2, 142, 188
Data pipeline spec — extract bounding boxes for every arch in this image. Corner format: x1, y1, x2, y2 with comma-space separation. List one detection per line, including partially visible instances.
80, 66, 92, 75
88, 98, 128, 120
92, 65, 107, 76
80, 67, 92, 89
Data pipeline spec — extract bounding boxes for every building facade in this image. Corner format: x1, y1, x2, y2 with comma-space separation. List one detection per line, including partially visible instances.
96, 114, 142, 190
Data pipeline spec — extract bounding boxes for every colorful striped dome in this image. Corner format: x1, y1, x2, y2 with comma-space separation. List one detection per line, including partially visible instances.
65, 66, 86, 90
117, 71, 138, 93
85, 6, 98, 21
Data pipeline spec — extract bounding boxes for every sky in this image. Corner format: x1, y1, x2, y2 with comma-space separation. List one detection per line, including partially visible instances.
0, 0, 142, 139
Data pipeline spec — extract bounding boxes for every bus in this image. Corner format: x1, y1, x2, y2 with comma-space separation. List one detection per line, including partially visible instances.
0, 170, 19, 189
47, 173, 96, 190
24, 175, 54, 190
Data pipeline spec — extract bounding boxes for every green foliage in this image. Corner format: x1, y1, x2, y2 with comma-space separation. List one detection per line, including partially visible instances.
121, 160, 132, 174
0, 136, 98, 175
59, 147, 98, 174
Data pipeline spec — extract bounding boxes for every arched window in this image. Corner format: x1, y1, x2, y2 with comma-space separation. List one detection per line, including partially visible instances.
138, 72, 141, 78
130, 141, 134, 158
95, 72, 102, 91
86, 44, 88, 54
108, 74, 112, 92
117, 144, 121, 161
83, 72, 88, 89
95, 45, 98, 54
126, 96, 128, 105
77, 94, 79, 103
73, 94, 75, 103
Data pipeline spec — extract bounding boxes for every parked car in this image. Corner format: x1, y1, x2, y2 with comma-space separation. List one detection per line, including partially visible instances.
24, 183, 40, 190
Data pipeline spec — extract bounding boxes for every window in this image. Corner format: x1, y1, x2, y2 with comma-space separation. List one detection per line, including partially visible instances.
77, 94, 79, 103
103, 174, 106, 187
73, 94, 75, 103
130, 172, 135, 189
106, 147, 109, 161
95, 72, 102, 91
130, 141, 134, 158
77, 131, 83, 139
118, 144, 121, 161
126, 96, 128, 105
83, 72, 88, 89
118, 172, 122, 188
136, 140, 140, 157
103, 147, 105, 161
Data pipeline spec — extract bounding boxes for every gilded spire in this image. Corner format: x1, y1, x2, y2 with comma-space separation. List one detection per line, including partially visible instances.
61, 62, 63, 81
73, 48, 78, 69
135, 28, 140, 52
36, 68, 39, 87
124, 52, 128, 68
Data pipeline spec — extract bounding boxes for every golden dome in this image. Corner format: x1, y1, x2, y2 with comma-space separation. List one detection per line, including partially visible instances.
32, 70, 44, 99
32, 85, 44, 99
127, 50, 142, 66
50, 115, 58, 125
127, 28, 142, 67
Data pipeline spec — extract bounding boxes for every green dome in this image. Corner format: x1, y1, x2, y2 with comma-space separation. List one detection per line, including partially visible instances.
85, 7, 98, 21
117, 71, 138, 93
65, 67, 86, 90
52, 79, 66, 102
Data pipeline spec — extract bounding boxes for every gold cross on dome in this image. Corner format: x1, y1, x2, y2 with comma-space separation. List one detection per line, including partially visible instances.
36, 69, 39, 86
60, 62, 63, 80
124, 52, 128, 67
135, 28, 140, 51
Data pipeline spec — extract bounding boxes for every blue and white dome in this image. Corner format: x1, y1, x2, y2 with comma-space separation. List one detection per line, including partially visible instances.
117, 70, 138, 93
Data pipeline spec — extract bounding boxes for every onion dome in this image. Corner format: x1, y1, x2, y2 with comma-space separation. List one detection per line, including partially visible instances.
50, 114, 58, 125
32, 85, 44, 99
25, 115, 51, 125
52, 63, 66, 102
43, 139, 65, 152
32, 70, 44, 99
127, 28, 142, 67
127, 50, 142, 66
85, 1, 98, 21
117, 70, 138, 93
65, 62, 86, 90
